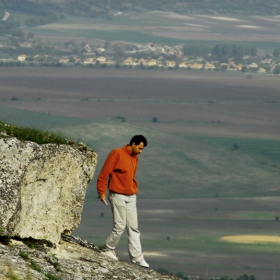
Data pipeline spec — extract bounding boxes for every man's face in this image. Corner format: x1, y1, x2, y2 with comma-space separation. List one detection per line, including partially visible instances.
131, 142, 145, 155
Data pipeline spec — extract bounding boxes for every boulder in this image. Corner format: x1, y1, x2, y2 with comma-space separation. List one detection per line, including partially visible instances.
0, 137, 97, 244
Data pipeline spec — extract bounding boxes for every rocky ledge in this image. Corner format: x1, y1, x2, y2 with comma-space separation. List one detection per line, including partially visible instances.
0, 235, 179, 280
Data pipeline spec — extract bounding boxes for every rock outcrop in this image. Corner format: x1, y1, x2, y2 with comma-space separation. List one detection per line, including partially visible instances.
0, 236, 179, 280
0, 137, 97, 244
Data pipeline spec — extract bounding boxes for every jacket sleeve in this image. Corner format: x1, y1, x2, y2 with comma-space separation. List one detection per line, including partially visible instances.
97, 150, 118, 197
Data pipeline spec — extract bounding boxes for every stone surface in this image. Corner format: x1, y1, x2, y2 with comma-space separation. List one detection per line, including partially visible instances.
0, 238, 179, 280
0, 137, 97, 244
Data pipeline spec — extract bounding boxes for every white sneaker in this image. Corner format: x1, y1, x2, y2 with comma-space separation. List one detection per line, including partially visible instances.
101, 248, 119, 260
132, 255, 149, 268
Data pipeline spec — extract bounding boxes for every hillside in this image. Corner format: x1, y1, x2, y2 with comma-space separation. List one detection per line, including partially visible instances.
2, 0, 280, 17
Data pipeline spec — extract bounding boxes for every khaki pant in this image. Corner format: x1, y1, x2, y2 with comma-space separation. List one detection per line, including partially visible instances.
105, 191, 142, 259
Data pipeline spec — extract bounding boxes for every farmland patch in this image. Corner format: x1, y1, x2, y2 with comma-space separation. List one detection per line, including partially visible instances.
221, 235, 280, 244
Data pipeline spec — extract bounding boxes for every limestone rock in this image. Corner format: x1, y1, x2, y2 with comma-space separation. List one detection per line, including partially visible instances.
0, 238, 179, 280
0, 137, 97, 244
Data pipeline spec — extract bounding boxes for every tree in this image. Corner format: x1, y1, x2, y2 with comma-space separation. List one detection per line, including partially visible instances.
272, 66, 279, 74
273, 48, 280, 58
220, 275, 234, 280
236, 274, 256, 280
27, 32, 34, 39
113, 43, 125, 57
176, 272, 184, 278
157, 268, 172, 275
104, 40, 111, 49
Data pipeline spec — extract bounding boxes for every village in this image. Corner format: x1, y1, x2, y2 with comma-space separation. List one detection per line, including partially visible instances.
1, 39, 280, 74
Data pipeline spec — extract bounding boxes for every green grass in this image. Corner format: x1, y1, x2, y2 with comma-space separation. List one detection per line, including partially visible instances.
193, 137, 280, 165
241, 212, 276, 220
19, 251, 30, 261
30, 260, 41, 272
44, 274, 59, 280
0, 120, 76, 145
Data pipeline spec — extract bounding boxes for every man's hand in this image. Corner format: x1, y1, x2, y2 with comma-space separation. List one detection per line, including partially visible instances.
99, 194, 107, 204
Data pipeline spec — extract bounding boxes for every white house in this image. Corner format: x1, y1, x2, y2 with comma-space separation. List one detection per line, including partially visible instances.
18, 55, 27, 61
96, 56, 107, 63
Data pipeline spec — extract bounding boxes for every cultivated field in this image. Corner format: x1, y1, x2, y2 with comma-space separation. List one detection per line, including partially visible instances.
221, 235, 280, 244
29, 11, 280, 46
1, 68, 280, 139
1, 68, 280, 279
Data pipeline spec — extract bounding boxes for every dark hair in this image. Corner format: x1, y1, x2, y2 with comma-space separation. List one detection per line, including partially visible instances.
129, 135, 147, 147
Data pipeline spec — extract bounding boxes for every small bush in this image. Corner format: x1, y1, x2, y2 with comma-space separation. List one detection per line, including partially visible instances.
45, 274, 59, 280
157, 267, 173, 275
41, 239, 55, 248
46, 254, 61, 271
115, 116, 126, 123
23, 240, 34, 249
19, 251, 29, 261
30, 260, 41, 272
232, 144, 239, 151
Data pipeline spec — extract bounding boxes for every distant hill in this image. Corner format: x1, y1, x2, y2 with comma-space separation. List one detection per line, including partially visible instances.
2, 0, 280, 18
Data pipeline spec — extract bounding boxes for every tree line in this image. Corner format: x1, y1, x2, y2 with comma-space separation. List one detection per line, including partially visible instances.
183, 43, 257, 59
69, 0, 280, 15
0, 19, 21, 36
1, 0, 58, 16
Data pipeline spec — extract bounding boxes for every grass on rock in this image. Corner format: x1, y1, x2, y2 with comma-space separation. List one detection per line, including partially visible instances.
0, 120, 91, 151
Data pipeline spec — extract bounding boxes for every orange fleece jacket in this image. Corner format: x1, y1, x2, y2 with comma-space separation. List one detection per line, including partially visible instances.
97, 145, 138, 196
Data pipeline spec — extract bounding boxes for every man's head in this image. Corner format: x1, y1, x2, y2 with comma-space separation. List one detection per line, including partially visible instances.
129, 135, 147, 155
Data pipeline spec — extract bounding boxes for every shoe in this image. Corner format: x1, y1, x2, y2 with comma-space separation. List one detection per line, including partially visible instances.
132, 255, 149, 268
101, 246, 119, 261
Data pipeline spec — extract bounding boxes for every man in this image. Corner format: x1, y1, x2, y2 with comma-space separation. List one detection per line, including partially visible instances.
97, 135, 149, 268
